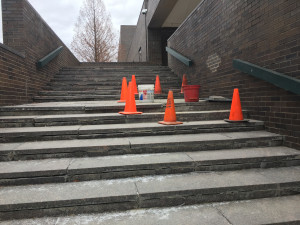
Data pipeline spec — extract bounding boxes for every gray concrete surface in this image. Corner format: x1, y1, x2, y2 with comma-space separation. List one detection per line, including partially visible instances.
1, 195, 299, 225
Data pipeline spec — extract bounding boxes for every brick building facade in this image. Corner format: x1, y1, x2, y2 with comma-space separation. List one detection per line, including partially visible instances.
0, 0, 79, 106
119, 0, 300, 149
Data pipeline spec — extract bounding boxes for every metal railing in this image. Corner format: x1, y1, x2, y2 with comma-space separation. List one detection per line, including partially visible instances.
37, 46, 63, 68
233, 59, 300, 95
166, 46, 192, 66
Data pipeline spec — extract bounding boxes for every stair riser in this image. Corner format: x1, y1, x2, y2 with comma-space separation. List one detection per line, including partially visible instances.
0, 136, 283, 162
0, 112, 232, 127
0, 181, 298, 220
0, 197, 137, 221
139, 182, 300, 209
0, 124, 263, 143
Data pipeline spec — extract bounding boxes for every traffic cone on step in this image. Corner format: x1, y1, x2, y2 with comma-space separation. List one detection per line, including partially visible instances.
117, 77, 128, 103
181, 74, 188, 93
159, 90, 183, 125
154, 75, 162, 94
119, 82, 142, 115
225, 88, 249, 123
131, 75, 138, 95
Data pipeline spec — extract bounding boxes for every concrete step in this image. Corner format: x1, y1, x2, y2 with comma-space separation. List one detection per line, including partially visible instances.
38, 91, 182, 98
33, 93, 184, 102
47, 80, 179, 85
0, 110, 233, 127
33, 95, 120, 102
39, 91, 121, 96
7, 195, 299, 225
0, 166, 299, 220
45, 87, 181, 92
53, 73, 176, 78
0, 147, 299, 186
0, 100, 231, 116
0, 131, 283, 161
0, 120, 263, 142
58, 68, 173, 73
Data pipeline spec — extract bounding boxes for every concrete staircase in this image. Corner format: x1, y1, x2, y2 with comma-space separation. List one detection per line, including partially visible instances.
0, 64, 299, 223
35, 64, 182, 102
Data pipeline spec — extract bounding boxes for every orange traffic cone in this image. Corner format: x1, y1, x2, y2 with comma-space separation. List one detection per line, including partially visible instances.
159, 90, 183, 125
225, 88, 248, 123
119, 82, 142, 115
154, 75, 162, 94
117, 77, 128, 103
131, 75, 138, 95
181, 74, 188, 93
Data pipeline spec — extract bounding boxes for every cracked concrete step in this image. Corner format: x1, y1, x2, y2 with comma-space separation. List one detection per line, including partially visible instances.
45, 87, 181, 92
5, 195, 299, 225
47, 81, 179, 87
0, 120, 264, 142
39, 91, 121, 96
33, 93, 183, 102
36, 93, 182, 99
0, 110, 233, 127
51, 75, 177, 80
0, 102, 163, 116
33, 95, 120, 102
0, 166, 299, 220
0, 147, 299, 186
0, 131, 283, 161
57, 70, 174, 74
50, 78, 178, 83
0, 100, 230, 116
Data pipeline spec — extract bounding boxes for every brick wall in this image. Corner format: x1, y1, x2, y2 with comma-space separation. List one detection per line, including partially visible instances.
168, 0, 300, 149
0, 0, 79, 106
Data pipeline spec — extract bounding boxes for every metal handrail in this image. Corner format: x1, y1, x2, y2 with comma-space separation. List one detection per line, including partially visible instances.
37, 46, 63, 68
233, 59, 300, 95
166, 47, 192, 66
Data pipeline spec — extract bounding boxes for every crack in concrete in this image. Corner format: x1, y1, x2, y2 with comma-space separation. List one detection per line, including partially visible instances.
134, 182, 141, 208
213, 205, 234, 225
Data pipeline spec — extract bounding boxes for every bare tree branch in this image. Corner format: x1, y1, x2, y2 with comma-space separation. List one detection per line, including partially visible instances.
71, 0, 117, 62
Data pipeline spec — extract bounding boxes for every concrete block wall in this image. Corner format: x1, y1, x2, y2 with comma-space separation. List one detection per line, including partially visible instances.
168, 0, 300, 149
0, 0, 79, 106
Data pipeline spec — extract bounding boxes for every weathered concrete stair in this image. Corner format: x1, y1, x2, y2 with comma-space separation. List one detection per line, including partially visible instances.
36, 64, 182, 102
0, 63, 299, 223
0, 167, 299, 220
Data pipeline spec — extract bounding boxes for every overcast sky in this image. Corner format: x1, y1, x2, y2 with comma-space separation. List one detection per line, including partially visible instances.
0, 0, 143, 47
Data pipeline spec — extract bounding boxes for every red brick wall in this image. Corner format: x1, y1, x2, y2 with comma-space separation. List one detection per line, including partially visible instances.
168, 0, 300, 149
1, 0, 79, 106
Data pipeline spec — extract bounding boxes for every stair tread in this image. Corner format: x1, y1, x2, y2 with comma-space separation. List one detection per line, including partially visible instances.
0, 110, 231, 122
6, 195, 299, 225
0, 131, 282, 153
0, 146, 298, 180
0, 119, 262, 135
0, 166, 299, 211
